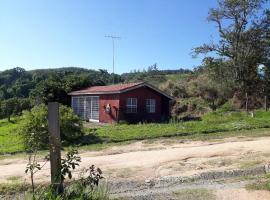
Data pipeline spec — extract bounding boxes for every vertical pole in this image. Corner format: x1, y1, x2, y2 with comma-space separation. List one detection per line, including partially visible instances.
245, 92, 248, 113
112, 38, 115, 84
48, 102, 63, 194
265, 96, 268, 111
105, 35, 121, 84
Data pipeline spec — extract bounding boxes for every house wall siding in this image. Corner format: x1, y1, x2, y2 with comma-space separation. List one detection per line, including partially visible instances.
118, 86, 162, 122
99, 94, 120, 123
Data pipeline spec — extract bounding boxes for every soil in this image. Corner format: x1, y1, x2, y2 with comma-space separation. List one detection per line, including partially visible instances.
1, 136, 270, 199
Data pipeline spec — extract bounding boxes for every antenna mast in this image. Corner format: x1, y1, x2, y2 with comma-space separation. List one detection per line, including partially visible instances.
105, 35, 121, 84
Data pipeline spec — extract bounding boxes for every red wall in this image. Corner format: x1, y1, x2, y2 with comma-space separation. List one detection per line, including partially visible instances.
99, 94, 120, 123
118, 86, 162, 122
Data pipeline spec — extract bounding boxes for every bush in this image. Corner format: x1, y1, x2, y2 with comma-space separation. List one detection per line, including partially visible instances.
18, 104, 83, 150
19, 105, 48, 150
217, 101, 235, 113
60, 106, 83, 144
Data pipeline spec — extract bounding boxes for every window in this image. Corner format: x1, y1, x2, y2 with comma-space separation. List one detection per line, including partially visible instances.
126, 98, 137, 113
71, 97, 79, 114
146, 99, 156, 113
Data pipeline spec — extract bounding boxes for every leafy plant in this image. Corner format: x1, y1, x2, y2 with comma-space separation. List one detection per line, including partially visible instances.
60, 149, 81, 182
18, 104, 83, 150
80, 165, 104, 189
24, 148, 107, 200
25, 151, 48, 199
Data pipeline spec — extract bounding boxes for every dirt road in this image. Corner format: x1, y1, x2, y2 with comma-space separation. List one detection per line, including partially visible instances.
1, 136, 270, 199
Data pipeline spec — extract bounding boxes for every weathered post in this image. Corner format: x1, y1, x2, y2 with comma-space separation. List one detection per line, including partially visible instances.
48, 102, 63, 193
245, 92, 249, 113
265, 96, 268, 111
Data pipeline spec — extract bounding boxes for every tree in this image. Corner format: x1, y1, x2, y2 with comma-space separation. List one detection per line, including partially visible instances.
19, 104, 83, 150
194, 0, 269, 97
0, 98, 17, 121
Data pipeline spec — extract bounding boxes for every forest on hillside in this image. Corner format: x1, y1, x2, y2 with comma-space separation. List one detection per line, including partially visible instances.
0, 0, 269, 121
0, 66, 192, 120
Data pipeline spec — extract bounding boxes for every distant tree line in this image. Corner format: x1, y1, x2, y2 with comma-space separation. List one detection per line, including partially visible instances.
0, 65, 190, 119
0, 67, 122, 119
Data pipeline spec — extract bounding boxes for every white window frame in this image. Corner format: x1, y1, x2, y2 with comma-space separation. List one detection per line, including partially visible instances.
146, 99, 156, 113
126, 98, 137, 113
71, 96, 99, 122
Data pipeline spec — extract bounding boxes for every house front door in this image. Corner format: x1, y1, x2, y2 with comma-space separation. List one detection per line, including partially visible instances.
72, 96, 99, 122
89, 96, 99, 122
85, 96, 99, 122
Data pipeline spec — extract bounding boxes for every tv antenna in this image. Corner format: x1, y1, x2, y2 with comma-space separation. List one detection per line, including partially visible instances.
105, 35, 121, 83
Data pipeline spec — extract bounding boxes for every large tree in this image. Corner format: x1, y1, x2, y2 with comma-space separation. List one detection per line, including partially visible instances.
194, 0, 269, 96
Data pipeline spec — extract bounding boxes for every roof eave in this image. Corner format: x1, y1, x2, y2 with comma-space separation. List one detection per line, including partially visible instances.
68, 82, 174, 100
68, 91, 121, 95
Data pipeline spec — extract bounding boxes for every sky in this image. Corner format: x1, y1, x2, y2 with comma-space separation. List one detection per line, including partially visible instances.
0, 0, 222, 74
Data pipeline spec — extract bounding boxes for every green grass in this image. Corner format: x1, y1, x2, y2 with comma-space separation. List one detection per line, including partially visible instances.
93, 111, 270, 143
2, 110, 270, 155
0, 118, 24, 154
246, 173, 270, 191
0, 181, 32, 195
173, 188, 216, 200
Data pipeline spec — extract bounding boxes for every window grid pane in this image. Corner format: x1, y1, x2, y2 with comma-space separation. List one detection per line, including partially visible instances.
126, 98, 137, 113
146, 99, 156, 113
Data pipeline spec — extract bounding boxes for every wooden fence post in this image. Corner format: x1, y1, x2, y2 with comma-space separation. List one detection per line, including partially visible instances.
265, 96, 268, 111
245, 92, 249, 113
48, 102, 63, 193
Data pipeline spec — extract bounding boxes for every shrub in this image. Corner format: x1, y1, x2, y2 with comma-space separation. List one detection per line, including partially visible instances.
19, 105, 48, 150
60, 106, 83, 144
217, 101, 235, 113
18, 104, 83, 150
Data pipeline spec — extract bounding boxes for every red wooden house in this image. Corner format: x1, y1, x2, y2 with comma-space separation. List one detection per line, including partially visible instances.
68, 82, 173, 123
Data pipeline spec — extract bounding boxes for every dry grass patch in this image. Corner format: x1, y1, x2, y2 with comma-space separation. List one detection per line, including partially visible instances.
173, 188, 216, 200
106, 167, 143, 179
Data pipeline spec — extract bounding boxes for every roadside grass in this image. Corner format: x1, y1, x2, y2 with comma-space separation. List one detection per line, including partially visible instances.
0, 117, 24, 154
6, 176, 22, 182
246, 173, 270, 191
77, 140, 134, 152
79, 128, 270, 153
0, 182, 31, 195
239, 159, 264, 169
173, 188, 216, 200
